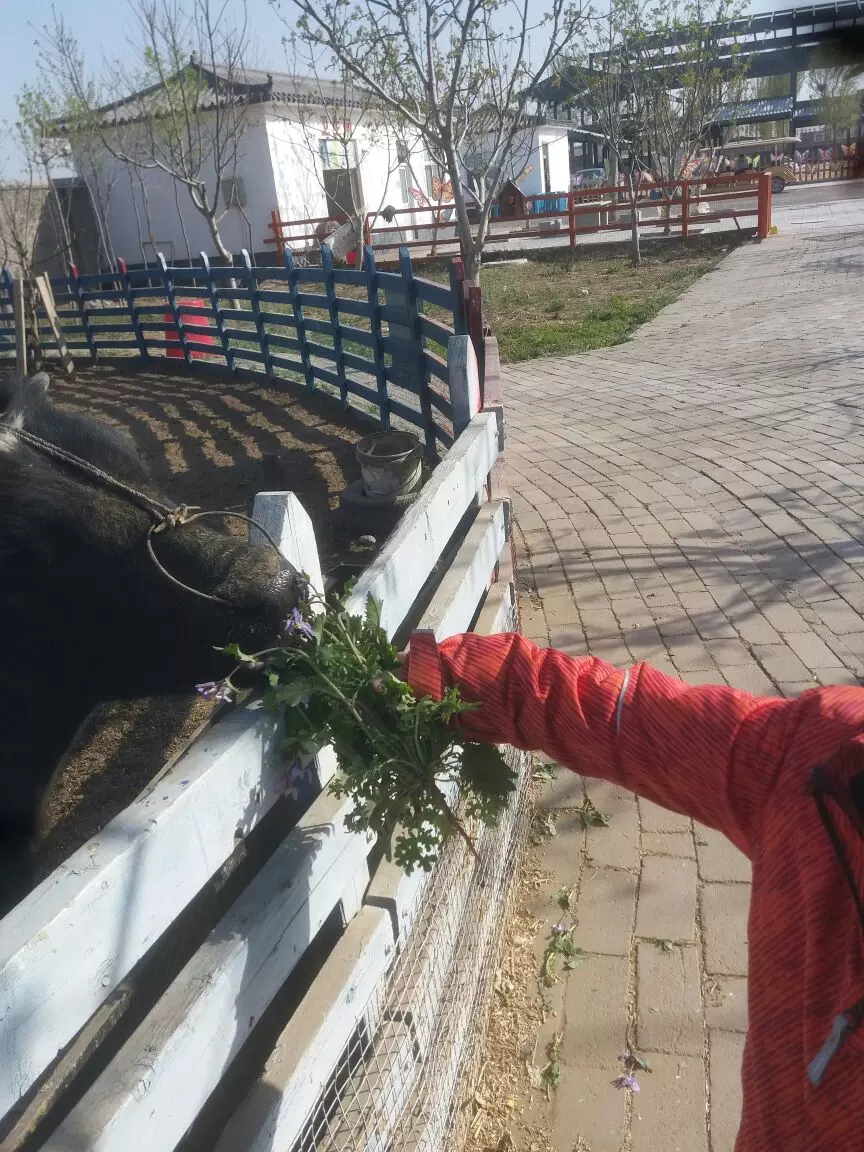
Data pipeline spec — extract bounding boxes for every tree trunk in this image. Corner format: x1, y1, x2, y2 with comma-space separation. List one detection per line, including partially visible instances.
205, 210, 233, 264
626, 175, 641, 267
204, 209, 240, 296
443, 142, 479, 281
630, 208, 642, 266
463, 248, 480, 283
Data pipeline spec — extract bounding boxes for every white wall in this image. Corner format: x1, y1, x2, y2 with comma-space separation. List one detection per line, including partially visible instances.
74, 107, 278, 266
514, 127, 570, 197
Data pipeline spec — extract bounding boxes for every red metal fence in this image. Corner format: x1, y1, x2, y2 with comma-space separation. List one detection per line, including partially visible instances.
266, 175, 772, 266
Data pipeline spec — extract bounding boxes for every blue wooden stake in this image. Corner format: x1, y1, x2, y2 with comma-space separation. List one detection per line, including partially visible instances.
200, 252, 234, 373
242, 249, 272, 377
117, 259, 148, 360
398, 247, 436, 456
158, 252, 191, 368
285, 248, 315, 392
364, 246, 389, 427
320, 246, 347, 407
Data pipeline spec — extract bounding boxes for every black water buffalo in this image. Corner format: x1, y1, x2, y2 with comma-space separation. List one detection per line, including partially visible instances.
0, 372, 299, 910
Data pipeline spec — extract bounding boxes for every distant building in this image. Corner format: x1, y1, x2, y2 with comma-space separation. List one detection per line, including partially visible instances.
59, 65, 574, 267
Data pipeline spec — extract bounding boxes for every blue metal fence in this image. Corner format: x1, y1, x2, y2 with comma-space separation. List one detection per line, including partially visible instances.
0, 247, 462, 451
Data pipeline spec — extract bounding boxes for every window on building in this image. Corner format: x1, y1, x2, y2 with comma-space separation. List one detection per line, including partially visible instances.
399, 166, 410, 204
318, 138, 358, 170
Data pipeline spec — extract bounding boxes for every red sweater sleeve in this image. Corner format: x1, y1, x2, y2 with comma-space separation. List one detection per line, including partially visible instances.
407, 630, 796, 857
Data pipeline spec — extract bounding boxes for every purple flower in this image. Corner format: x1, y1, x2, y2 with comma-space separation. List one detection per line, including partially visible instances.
196, 680, 234, 703
282, 607, 315, 641
551, 922, 568, 937
614, 1073, 640, 1092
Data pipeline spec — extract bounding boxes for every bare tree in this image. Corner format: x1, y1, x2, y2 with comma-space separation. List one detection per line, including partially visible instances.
42, 0, 253, 264
578, 0, 749, 262
634, 0, 749, 188
272, 0, 588, 281
809, 51, 862, 152
0, 87, 78, 366
577, 0, 650, 266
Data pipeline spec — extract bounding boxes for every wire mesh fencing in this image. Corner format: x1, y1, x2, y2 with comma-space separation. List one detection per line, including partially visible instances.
288, 600, 533, 1152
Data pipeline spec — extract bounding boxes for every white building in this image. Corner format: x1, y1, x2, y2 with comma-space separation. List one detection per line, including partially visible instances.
68, 66, 573, 267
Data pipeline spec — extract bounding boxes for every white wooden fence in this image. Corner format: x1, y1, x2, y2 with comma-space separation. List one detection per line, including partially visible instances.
0, 335, 530, 1152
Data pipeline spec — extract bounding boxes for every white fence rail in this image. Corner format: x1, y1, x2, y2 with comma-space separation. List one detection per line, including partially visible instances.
0, 336, 528, 1152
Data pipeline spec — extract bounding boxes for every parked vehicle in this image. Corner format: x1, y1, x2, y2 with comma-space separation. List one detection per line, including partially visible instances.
572, 167, 606, 189
693, 137, 801, 193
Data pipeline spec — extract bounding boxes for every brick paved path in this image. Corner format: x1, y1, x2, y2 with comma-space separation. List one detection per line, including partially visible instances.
501, 228, 864, 1151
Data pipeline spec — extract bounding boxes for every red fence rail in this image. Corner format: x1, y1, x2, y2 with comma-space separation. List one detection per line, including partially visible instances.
265, 174, 773, 265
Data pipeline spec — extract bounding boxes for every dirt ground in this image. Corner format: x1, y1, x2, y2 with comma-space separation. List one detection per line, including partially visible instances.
11, 362, 370, 883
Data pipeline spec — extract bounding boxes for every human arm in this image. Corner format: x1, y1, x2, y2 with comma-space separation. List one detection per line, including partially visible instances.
405, 630, 798, 857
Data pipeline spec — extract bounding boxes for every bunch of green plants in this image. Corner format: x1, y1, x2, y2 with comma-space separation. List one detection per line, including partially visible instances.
199, 590, 516, 871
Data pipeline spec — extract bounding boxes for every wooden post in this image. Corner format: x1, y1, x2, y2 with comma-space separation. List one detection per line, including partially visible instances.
284, 248, 315, 392
448, 258, 466, 335
242, 249, 272, 378
250, 490, 334, 789
398, 246, 437, 458
70, 264, 97, 360
364, 245, 390, 428
200, 252, 233, 372
447, 334, 481, 438
270, 209, 285, 260
467, 284, 484, 384
117, 259, 148, 360
681, 179, 690, 241
34, 274, 75, 375
757, 172, 772, 239
320, 245, 347, 406
158, 252, 191, 367
13, 277, 28, 374
568, 188, 577, 248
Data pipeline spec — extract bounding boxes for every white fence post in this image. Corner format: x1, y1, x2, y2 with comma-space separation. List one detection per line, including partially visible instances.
251, 491, 324, 602
251, 492, 335, 789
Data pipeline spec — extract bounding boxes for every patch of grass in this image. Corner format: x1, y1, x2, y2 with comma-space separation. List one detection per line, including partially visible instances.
431, 251, 719, 364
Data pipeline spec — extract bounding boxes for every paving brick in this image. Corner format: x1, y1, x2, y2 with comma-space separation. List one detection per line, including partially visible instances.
721, 663, 777, 696
576, 867, 638, 955
732, 612, 782, 645
560, 954, 631, 1069
694, 825, 752, 883
703, 883, 751, 975
642, 831, 696, 858
637, 943, 703, 1055
636, 856, 698, 943
667, 635, 717, 673
709, 1030, 746, 1152
704, 976, 748, 1033
705, 637, 751, 667
582, 779, 641, 870
551, 1067, 628, 1152
640, 798, 692, 834
783, 628, 846, 671
751, 643, 814, 686
629, 1053, 708, 1152
535, 764, 584, 810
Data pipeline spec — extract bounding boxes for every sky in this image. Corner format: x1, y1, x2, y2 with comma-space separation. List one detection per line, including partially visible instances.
0, 0, 802, 179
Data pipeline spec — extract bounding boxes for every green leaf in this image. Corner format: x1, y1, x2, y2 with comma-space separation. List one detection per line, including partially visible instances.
364, 594, 382, 631
270, 680, 315, 707
222, 642, 256, 663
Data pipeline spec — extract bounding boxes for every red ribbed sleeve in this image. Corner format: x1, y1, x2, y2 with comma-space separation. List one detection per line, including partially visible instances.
407, 630, 795, 856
